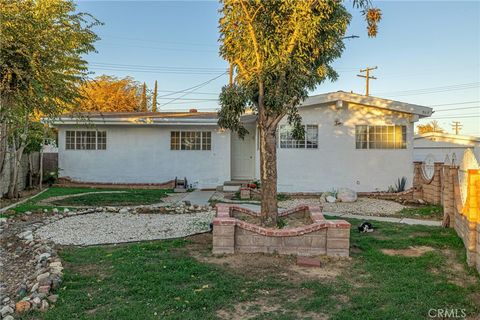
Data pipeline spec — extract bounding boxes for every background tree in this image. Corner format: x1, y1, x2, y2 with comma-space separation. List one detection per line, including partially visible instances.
78, 75, 143, 112
417, 120, 444, 134
140, 82, 148, 112
0, 0, 100, 198
152, 80, 158, 112
218, 0, 381, 226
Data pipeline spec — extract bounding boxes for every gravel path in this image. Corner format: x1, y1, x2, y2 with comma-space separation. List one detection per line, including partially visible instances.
35, 211, 215, 246
280, 197, 407, 216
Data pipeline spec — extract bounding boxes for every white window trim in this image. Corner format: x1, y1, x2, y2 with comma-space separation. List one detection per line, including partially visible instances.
278, 124, 319, 149
355, 125, 407, 150
170, 131, 212, 151
65, 130, 107, 151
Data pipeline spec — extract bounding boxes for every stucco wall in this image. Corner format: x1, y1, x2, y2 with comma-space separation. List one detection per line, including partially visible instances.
257, 102, 416, 193
57, 124, 231, 189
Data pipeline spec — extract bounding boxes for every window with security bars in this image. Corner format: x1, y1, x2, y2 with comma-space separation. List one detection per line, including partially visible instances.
65, 131, 107, 150
170, 131, 211, 150
279, 124, 318, 149
355, 125, 406, 149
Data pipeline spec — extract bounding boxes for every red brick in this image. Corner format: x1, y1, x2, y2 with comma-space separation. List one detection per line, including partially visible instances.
297, 256, 321, 267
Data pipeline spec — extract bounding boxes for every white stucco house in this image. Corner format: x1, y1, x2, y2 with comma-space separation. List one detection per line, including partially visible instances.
49, 91, 433, 192
414, 132, 480, 163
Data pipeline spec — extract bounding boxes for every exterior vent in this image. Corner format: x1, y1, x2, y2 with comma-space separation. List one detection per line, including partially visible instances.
189, 108, 198, 113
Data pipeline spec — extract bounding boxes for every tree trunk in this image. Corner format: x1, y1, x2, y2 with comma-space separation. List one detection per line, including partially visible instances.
7, 142, 25, 199
259, 124, 278, 226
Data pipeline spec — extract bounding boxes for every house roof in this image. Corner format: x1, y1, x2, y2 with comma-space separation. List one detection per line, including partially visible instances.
414, 132, 480, 143
47, 91, 432, 126
301, 91, 433, 118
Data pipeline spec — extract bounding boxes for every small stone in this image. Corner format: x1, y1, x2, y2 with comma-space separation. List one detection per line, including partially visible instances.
38, 252, 51, 261
47, 295, 58, 303
25, 211, 32, 215
32, 297, 41, 305
38, 285, 50, 294
52, 208, 59, 213
119, 208, 129, 214
2, 297, 10, 304
15, 300, 31, 313
30, 282, 39, 293
326, 195, 336, 203
0, 305, 14, 316
0, 218, 7, 224
43, 209, 49, 213
63, 208, 69, 213
4, 315, 14, 320
40, 299, 49, 311
36, 272, 50, 284
49, 261, 62, 268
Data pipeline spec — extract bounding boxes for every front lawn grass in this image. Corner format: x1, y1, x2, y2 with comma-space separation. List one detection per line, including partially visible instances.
21, 218, 480, 320
9, 187, 171, 215
396, 204, 444, 220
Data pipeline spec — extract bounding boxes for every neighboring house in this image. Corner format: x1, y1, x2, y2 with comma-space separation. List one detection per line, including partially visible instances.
414, 132, 480, 163
49, 91, 432, 192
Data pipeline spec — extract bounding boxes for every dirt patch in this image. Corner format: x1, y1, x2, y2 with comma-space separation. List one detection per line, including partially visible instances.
186, 234, 350, 284
439, 249, 479, 288
216, 297, 328, 320
233, 209, 313, 229
381, 246, 435, 257
0, 188, 42, 209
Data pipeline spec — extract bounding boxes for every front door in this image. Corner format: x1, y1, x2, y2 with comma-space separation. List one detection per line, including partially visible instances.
231, 125, 255, 180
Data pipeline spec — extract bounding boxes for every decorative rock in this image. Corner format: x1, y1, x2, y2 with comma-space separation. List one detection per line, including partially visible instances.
119, 208, 129, 214
30, 282, 39, 293
25, 211, 32, 215
40, 299, 49, 311
326, 195, 336, 203
63, 208, 69, 213
38, 252, 51, 261
52, 208, 59, 213
0, 305, 14, 316
4, 315, 14, 320
38, 285, 50, 294
337, 188, 358, 203
0, 218, 7, 224
32, 297, 41, 306
15, 300, 31, 313
43, 209, 49, 213
36, 272, 50, 284
47, 295, 58, 303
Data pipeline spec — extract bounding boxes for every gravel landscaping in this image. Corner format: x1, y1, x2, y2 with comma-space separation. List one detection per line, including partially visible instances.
35, 211, 215, 246
279, 197, 407, 216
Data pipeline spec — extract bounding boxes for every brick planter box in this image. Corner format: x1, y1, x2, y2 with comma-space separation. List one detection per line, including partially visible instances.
212, 204, 351, 257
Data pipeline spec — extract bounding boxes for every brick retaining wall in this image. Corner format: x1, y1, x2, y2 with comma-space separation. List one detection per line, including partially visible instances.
212, 204, 350, 257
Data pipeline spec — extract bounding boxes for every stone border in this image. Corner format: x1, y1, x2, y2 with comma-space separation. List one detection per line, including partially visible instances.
0, 188, 49, 214
212, 204, 350, 257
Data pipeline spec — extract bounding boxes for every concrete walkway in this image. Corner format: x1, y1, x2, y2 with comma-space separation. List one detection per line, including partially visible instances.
233, 203, 442, 227
182, 190, 215, 206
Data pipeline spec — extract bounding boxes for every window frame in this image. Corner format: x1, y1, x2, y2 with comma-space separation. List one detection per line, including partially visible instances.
65, 130, 107, 151
355, 125, 407, 150
278, 124, 318, 149
170, 131, 212, 151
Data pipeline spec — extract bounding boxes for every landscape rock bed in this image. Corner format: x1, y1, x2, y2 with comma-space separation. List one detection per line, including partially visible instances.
0, 201, 214, 318
0, 214, 64, 318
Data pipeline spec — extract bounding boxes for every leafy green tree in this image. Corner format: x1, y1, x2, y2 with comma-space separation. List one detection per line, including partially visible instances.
0, 0, 100, 198
140, 82, 148, 112
152, 80, 158, 112
217, 0, 381, 225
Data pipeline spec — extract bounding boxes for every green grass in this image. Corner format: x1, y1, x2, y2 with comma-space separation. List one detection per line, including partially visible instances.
20, 218, 480, 320
6, 187, 171, 215
396, 204, 444, 220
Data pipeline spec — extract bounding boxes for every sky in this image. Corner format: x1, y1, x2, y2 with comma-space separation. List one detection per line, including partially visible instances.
76, 0, 480, 136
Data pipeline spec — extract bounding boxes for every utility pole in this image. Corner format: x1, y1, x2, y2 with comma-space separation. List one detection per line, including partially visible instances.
451, 121, 463, 135
357, 66, 377, 96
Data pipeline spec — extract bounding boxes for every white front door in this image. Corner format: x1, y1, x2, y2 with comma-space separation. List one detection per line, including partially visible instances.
231, 125, 255, 180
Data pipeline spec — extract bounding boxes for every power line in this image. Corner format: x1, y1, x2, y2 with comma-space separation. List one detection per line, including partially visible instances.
90, 62, 227, 71
377, 82, 480, 97
428, 114, 479, 120
160, 72, 227, 107
428, 100, 480, 107
434, 106, 480, 112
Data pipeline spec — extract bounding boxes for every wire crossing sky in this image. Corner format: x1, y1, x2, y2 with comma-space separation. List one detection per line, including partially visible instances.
78, 1, 480, 135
